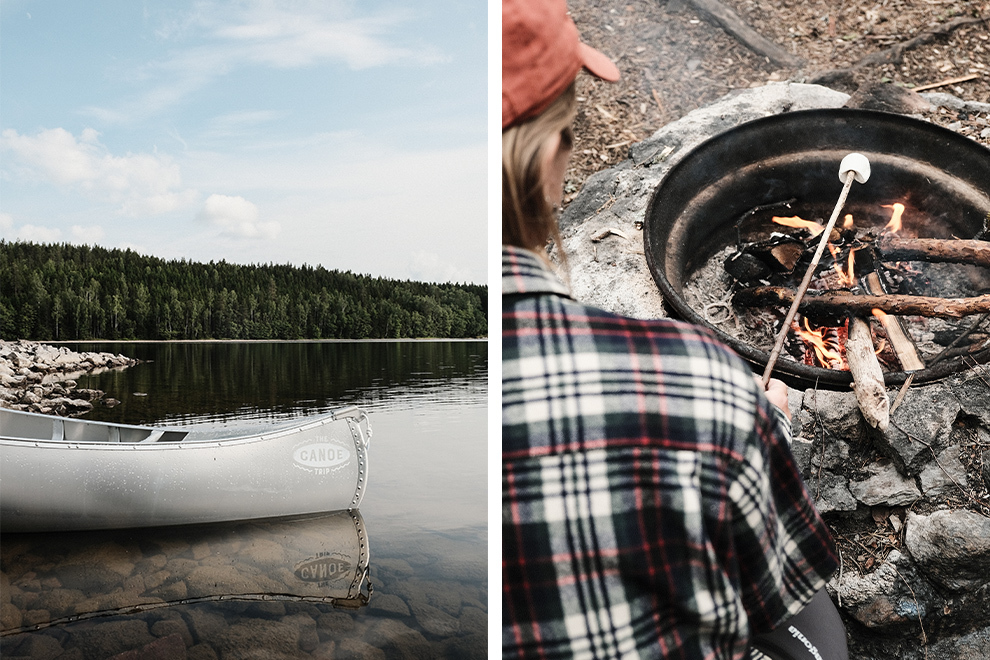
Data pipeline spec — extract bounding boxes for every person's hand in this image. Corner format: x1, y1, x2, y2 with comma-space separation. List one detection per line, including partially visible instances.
755, 375, 792, 421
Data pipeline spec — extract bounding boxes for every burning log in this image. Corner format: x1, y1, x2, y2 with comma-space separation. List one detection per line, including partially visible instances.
876, 236, 990, 268
864, 273, 925, 372
845, 316, 890, 430
735, 286, 990, 320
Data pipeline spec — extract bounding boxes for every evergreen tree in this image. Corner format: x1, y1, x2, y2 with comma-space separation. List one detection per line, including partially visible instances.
0, 240, 488, 341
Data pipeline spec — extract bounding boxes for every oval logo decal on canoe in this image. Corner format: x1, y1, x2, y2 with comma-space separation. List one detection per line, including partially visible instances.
294, 443, 351, 469
295, 554, 354, 583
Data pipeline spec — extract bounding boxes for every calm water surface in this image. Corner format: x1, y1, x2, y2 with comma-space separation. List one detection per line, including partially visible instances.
1, 340, 488, 658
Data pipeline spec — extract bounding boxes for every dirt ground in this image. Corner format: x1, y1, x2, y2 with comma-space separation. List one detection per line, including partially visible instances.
565, 0, 990, 200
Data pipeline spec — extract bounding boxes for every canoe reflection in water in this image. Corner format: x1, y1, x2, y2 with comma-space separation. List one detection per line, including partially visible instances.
2, 510, 372, 653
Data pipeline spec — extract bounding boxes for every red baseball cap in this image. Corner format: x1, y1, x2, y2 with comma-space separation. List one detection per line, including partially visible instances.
502, 0, 620, 130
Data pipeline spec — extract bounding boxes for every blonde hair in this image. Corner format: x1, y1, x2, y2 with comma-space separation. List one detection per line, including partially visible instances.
502, 83, 577, 254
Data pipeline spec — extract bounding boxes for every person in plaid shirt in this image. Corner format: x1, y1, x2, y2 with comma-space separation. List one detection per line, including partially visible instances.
501, 1, 846, 659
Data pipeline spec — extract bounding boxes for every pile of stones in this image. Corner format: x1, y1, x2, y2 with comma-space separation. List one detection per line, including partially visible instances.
0, 341, 139, 416
788, 377, 990, 660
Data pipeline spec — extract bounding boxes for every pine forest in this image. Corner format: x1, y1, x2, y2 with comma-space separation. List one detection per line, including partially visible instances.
0, 241, 487, 341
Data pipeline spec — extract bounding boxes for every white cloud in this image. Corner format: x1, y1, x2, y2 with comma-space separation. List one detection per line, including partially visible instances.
407, 251, 474, 284
16, 224, 63, 243
0, 214, 62, 243
210, 2, 444, 70
197, 193, 279, 240
0, 127, 198, 217
70, 225, 106, 245
207, 110, 283, 136
86, 1, 445, 121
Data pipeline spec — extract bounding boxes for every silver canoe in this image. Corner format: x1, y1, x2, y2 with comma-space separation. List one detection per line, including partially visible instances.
0, 406, 370, 532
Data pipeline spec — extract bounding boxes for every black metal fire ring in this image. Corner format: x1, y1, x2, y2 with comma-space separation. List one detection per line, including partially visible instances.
643, 108, 990, 389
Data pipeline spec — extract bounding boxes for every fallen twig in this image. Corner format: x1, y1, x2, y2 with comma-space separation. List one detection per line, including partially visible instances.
911, 73, 980, 92
685, 0, 804, 69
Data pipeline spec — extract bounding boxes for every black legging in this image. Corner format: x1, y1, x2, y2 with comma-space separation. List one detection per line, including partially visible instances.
748, 589, 849, 660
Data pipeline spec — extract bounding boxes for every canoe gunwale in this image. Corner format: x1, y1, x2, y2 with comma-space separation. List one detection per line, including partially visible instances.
0, 405, 372, 450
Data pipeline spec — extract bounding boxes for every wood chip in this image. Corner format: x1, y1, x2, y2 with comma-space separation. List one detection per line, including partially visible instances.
591, 228, 630, 242
651, 88, 664, 112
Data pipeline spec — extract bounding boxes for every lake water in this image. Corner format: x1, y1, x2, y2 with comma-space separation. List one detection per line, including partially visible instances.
1, 340, 488, 659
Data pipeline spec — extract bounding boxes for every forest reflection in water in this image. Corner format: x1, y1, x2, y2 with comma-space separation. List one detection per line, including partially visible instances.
1, 340, 487, 658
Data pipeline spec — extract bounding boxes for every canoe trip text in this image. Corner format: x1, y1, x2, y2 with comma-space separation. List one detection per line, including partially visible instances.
292, 441, 351, 475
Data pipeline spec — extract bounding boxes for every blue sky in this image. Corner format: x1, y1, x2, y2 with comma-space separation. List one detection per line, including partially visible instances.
0, 0, 487, 284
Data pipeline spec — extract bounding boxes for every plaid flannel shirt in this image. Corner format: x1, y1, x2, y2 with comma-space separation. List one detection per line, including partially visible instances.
502, 246, 837, 660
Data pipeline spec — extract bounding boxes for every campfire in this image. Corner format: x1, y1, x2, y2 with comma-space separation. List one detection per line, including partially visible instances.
729, 201, 988, 372
720, 186, 990, 427
644, 109, 990, 391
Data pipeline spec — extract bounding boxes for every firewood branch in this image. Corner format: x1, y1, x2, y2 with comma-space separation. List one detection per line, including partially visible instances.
877, 236, 990, 268
735, 286, 990, 319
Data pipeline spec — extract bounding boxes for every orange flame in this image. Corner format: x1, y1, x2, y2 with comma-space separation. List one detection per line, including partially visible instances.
843, 213, 855, 229
772, 215, 825, 237
793, 318, 845, 369
827, 244, 857, 287
882, 203, 905, 233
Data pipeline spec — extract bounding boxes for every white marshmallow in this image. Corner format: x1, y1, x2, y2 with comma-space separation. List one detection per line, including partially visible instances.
839, 152, 871, 184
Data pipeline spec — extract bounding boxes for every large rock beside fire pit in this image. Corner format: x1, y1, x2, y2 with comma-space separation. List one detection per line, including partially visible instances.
951, 374, 990, 428
918, 445, 968, 497
812, 470, 858, 514
832, 549, 937, 629
879, 383, 961, 474
848, 461, 921, 507
905, 510, 990, 593
800, 389, 862, 441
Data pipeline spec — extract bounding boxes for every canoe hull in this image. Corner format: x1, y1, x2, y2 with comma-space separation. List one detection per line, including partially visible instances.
0, 408, 370, 532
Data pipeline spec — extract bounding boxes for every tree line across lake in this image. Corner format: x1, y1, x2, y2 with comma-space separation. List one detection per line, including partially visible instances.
0, 241, 487, 341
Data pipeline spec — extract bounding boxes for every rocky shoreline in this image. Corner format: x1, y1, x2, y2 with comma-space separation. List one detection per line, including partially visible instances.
0, 341, 140, 417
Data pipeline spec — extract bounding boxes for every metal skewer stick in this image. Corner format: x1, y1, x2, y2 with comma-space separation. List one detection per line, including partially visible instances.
760, 153, 871, 388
